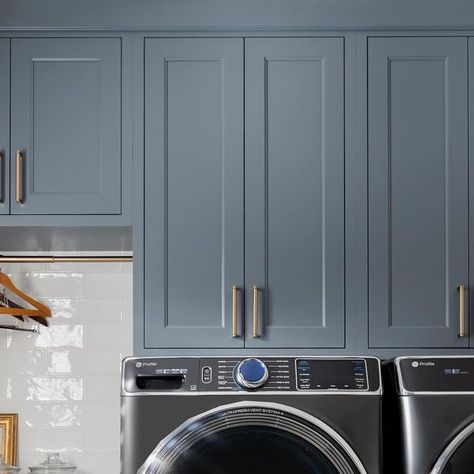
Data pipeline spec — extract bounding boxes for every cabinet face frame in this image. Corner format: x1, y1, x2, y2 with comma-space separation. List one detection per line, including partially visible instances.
368, 36, 469, 349
0, 39, 9, 214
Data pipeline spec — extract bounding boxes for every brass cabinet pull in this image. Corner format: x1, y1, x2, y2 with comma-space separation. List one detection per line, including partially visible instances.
232, 286, 238, 337
15, 150, 23, 204
252, 286, 259, 338
0, 152, 3, 203
458, 285, 466, 338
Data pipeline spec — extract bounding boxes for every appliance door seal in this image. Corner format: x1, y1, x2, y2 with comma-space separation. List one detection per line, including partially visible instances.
138, 400, 367, 474
430, 420, 474, 474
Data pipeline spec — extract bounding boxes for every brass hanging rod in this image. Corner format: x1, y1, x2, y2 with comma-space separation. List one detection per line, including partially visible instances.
0, 256, 133, 263
0, 324, 39, 333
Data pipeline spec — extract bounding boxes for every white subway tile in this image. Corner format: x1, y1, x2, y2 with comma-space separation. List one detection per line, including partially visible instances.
46, 350, 123, 375
0, 260, 133, 472
0, 350, 45, 375
20, 426, 83, 452
83, 375, 120, 402
35, 325, 84, 349
80, 402, 119, 427
84, 325, 132, 351
122, 297, 133, 322
3, 263, 48, 274
44, 298, 124, 325
43, 403, 83, 427
0, 376, 9, 400
6, 272, 85, 299
83, 273, 132, 299
73, 452, 119, 474
6, 376, 84, 401
3, 330, 42, 351
83, 426, 120, 452
0, 401, 45, 427
0, 333, 7, 349
50, 262, 124, 273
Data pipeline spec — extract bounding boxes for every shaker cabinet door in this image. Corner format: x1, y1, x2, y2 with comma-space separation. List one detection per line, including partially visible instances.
144, 38, 244, 348
368, 37, 469, 348
0, 40, 9, 214
10, 38, 121, 214
245, 38, 345, 348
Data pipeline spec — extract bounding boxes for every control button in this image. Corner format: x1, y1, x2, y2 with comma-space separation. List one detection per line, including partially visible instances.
202, 366, 212, 384
235, 358, 269, 389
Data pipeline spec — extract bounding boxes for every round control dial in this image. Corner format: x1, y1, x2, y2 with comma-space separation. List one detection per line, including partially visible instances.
235, 358, 269, 389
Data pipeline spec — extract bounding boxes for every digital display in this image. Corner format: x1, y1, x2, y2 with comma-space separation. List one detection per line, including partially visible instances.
400, 358, 474, 392
296, 359, 368, 391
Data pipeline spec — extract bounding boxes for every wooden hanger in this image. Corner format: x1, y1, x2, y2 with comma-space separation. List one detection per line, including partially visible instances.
0, 271, 52, 319
0, 297, 49, 327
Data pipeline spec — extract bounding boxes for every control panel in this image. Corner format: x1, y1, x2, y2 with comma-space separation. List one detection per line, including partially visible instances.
398, 357, 474, 393
200, 357, 293, 392
122, 357, 381, 394
296, 359, 368, 390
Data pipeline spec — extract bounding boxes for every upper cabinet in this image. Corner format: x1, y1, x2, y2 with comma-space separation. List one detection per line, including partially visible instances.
368, 37, 469, 348
143, 37, 345, 349
244, 38, 345, 348
0, 39, 9, 215
144, 38, 245, 349
6, 38, 123, 216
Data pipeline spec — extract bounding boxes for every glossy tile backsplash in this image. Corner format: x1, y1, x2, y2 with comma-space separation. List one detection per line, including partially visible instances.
0, 254, 132, 473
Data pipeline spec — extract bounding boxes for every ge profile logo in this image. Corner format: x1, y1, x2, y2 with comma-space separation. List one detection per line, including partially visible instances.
136, 362, 143, 368
411, 361, 419, 368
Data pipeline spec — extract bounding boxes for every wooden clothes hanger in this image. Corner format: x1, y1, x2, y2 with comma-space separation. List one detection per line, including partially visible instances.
0, 271, 51, 322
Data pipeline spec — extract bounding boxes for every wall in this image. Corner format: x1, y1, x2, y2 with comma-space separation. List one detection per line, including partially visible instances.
1, 0, 474, 30
0, 252, 132, 473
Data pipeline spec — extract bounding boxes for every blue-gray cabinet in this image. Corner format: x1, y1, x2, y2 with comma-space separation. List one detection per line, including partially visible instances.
144, 38, 245, 348
470, 37, 474, 349
0, 39, 9, 215
368, 37, 469, 348
10, 38, 122, 215
143, 37, 345, 349
244, 38, 345, 348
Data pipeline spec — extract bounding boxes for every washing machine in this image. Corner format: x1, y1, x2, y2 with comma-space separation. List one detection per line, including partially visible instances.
383, 356, 474, 474
121, 356, 383, 474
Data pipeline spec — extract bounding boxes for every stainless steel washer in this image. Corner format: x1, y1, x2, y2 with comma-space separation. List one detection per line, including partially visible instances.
383, 356, 474, 474
121, 356, 382, 474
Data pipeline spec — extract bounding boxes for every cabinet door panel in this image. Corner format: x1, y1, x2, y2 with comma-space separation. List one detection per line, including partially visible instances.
245, 38, 345, 348
0, 40, 9, 214
368, 37, 468, 348
144, 38, 244, 348
11, 38, 121, 214
470, 38, 474, 349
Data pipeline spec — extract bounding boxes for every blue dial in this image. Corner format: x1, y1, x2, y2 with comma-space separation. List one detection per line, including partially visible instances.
235, 358, 269, 389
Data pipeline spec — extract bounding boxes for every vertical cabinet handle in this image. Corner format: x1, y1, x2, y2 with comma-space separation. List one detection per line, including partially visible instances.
252, 286, 259, 338
232, 286, 238, 337
0, 152, 3, 203
15, 150, 23, 204
458, 285, 466, 338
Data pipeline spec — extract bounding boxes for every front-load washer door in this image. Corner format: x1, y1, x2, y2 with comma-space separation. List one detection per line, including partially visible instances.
138, 401, 367, 474
431, 421, 474, 474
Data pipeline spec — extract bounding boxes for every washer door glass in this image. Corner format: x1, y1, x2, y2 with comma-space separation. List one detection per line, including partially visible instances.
138, 401, 366, 474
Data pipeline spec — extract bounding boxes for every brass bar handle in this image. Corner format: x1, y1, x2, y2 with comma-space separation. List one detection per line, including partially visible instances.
15, 150, 23, 204
232, 286, 238, 338
252, 286, 259, 338
458, 285, 466, 338
0, 152, 3, 203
